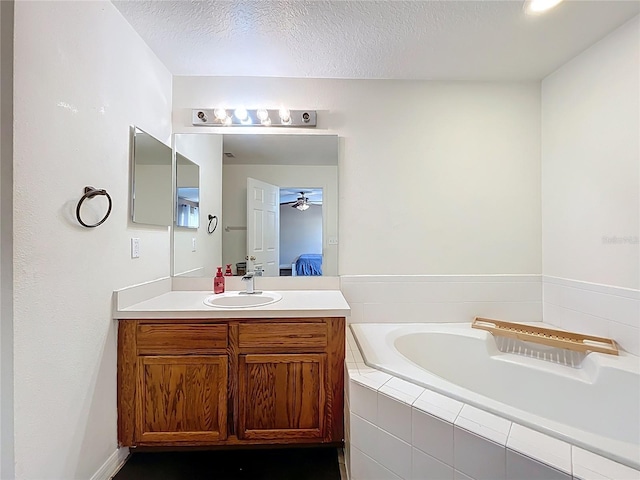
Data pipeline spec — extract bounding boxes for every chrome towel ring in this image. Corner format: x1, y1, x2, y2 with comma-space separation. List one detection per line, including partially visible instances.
76, 186, 112, 228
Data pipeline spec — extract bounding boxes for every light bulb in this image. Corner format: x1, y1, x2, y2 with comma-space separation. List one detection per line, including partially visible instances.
525, 0, 563, 14
235, 107, 248, 121
214, 108, 227, 120
279, 108, 291, 123
223, 116, 233, 126
256, 109, 269, 121
261, 117, 272, 126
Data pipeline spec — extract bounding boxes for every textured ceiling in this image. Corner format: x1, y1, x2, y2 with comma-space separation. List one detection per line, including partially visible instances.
113, 1, 639, 80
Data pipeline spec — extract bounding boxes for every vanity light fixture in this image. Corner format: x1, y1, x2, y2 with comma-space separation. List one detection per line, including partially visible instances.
234, 107, 248, 121
279, 108, 291, 124
192, 108, 317, 127
524, 0, 564, 14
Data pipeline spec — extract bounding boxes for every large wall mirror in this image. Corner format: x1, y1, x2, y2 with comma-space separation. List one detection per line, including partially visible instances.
172, 133, 338, 277
130, 126, 173, 226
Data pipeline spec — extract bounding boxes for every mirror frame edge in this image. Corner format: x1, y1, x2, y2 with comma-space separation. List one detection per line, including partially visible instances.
128, 125, 136, 225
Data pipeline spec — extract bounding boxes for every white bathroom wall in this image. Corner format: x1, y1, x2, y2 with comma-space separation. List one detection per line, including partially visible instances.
0, 2, 14, 478
541, 16, 639, 355
542, 15, 639, 290
173, 134, 223, 277
173, 78, 542, 276
13, 2, 172, 479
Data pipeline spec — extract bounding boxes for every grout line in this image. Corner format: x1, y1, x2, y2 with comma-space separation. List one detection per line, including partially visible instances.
544, 300, 632, 324
543, 276, 640, 299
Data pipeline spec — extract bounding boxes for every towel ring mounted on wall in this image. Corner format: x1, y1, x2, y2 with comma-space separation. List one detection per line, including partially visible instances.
76, 186, 112, 228
207, 214, 218, 234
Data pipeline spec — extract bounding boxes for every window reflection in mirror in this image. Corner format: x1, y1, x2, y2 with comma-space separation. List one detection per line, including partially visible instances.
176, 153, 200, 228
130, 127, 172, 226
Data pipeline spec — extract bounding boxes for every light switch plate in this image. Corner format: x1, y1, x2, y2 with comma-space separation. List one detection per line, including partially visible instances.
131, 238, 140, 258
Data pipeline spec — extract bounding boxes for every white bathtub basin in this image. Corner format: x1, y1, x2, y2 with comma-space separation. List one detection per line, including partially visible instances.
351, 322, 640, 469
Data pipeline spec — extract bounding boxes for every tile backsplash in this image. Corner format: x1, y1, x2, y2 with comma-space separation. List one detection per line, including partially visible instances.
340, 274, 639, 356
543, 276, 640, 356
340, 275, 543, 324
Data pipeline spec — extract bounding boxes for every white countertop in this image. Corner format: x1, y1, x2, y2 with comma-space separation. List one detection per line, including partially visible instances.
115, 289, 351, 319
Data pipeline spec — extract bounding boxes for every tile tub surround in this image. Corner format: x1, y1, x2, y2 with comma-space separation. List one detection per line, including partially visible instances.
340, 274, 639, 357
344, 330, 640, 480
543, 276, 640, 357
341, 275, 543, 325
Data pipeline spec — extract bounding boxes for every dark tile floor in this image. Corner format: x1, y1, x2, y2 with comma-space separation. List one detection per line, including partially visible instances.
113, 447, 343, 480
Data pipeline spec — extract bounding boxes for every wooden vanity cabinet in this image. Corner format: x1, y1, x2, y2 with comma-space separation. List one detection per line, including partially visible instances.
136, 355, 228, 443
117, 317, 345, 448
238, 353, 326, 441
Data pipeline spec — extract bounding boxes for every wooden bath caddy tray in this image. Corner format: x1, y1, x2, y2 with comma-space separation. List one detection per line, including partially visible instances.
472, 317, 619, 356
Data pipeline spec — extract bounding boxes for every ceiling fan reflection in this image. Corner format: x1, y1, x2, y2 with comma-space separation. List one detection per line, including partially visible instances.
282, 191, 321, 211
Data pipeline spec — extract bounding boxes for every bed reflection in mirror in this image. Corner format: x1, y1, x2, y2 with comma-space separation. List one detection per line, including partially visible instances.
279, 188, 323, 276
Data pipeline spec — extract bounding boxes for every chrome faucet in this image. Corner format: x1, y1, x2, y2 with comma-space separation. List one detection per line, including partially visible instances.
241, 271, 256, 294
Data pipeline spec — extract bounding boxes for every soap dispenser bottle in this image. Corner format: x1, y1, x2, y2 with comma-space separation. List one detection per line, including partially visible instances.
224, 264, 233, 276
214, 267, 225, 294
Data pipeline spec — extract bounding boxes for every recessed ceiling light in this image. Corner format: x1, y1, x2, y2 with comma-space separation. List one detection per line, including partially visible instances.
524, 0, 564, 14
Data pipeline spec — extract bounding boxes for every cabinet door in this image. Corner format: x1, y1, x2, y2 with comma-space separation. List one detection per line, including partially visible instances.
238, 354, 326, 441
136, 355, 228, 444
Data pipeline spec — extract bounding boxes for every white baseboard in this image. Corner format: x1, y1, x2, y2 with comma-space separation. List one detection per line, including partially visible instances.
90, 447, 129, 480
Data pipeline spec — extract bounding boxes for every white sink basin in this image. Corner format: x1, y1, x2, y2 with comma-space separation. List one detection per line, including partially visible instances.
203, 291, 282, 308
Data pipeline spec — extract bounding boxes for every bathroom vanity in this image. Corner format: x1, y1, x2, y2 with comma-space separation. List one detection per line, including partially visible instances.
116, 290, 348, 449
